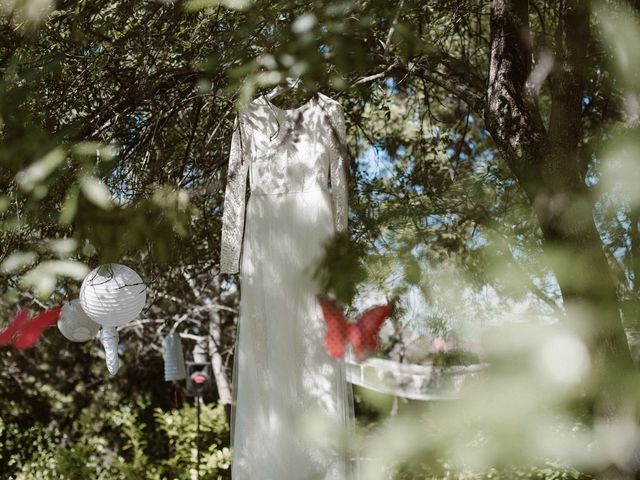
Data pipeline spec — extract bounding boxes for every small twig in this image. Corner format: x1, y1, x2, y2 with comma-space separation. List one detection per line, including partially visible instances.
384, 0, 406, 56
355, 62, 399, 85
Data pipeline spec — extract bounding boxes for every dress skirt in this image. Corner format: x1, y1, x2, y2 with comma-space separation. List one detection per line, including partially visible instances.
230, 186, 359, 480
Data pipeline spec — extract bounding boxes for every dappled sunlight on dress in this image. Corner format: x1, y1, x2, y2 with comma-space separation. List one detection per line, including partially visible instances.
219, 92, 358, 480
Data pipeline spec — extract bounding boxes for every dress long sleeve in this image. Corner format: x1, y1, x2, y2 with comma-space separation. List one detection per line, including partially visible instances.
220, 114, 249, 274
328, 102, 349, 233
227, 93, 360, 479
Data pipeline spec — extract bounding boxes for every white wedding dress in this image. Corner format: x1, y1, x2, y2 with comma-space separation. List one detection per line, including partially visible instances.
220, 92, 359, 480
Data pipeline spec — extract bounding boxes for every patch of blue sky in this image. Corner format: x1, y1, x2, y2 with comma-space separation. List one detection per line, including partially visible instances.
384, 76, 397, 92
609, 209, 632, 273
82, 42, 102, 56
108, 164, 136, 205
474, 146, 492, 162
423, 214, 440, 229
594, 198, 632, 274
471, 154, 492, 175
509, 240, 533, 260
425, 212, 459, 228
411, 184, 425, 195
476, 146, 490, 163
532, 272, 563, 308
370, 235, 392, 254
177, 164, 200, 190
354, 97, 367, 107
466, 229, 488, 249
356, 143, 396, 181
410, 243, 429, 259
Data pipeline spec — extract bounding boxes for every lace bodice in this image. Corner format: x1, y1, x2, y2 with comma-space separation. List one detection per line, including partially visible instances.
219, 92, 349, 274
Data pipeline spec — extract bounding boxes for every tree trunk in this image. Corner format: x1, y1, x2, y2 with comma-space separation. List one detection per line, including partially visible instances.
183, 270, 234, 426
207, 275, 234, 426
485, 0, 635, 412
484, 1, 640, 474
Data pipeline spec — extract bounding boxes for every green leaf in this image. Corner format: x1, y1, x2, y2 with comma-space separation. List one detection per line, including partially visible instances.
20, 260, 90, 298
15, 147, 66, 192
0, 251, 38, 273
59, 185, 79, 225
0, 195, 10, 213
184, 0, 252, 12
72, 141, 117, 160
80, 175, 113, 210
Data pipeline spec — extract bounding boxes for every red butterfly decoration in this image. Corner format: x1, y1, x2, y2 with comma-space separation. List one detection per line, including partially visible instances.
0, 307, 63, 349
317, 295, 393, 361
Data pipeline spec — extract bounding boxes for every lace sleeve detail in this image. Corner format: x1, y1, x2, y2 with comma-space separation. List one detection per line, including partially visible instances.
328, 102, 349, 233
220, 114, 250, 274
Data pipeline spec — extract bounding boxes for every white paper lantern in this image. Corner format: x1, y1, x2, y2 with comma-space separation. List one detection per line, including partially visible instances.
163, 332, 186, 381
79, 264, 146, 327
57, 299, 101, 342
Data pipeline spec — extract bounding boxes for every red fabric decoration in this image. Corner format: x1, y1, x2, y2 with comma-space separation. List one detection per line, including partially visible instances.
317, 295, 393, 361
0, 307, 63, 349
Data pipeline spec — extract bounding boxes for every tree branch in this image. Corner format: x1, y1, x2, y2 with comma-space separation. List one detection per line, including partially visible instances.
411, 63, 485, 115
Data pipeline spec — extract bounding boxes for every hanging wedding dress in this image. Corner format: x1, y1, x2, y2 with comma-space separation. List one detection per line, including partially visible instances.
220, 91, 359, 480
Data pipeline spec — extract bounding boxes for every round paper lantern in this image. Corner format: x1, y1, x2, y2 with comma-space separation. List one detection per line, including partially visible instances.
57, 299, 101, 342
80, 264, 146, 327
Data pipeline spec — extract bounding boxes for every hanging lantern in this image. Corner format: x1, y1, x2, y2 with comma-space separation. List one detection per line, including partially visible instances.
79, 264, 146, 327
163, 332, 187, 382
79, 263, 146, 375
57, 299, 101, 342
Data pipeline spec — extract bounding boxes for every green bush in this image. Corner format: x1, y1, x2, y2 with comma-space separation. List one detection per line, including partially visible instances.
152, 401, 232, 479
3, 399, 231, 480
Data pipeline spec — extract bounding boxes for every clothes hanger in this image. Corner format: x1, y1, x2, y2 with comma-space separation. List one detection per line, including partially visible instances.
261, 77, 317, 140
262, 76, 318, 109
263, 76, 302, 100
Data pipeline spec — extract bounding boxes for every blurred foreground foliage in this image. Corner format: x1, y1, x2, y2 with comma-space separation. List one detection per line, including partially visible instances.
2, 0, 640, 478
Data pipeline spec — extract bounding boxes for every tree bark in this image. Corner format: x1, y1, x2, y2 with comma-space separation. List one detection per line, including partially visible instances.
206, 275, 234, 426
485, 0, 635, 411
